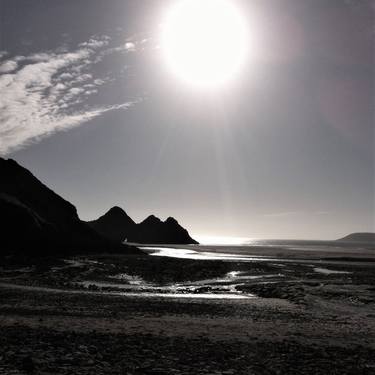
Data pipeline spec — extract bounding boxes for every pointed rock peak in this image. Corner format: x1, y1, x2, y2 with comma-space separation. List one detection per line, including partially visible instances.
97, 206, 134, 223
107, 206, 127, 216
165, 217, 178, 225
142, 215, 162, 224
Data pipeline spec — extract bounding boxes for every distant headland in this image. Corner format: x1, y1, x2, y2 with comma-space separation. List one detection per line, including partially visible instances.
336, 232, 375, 244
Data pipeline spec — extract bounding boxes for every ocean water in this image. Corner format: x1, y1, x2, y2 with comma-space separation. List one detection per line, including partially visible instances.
139, 239, 375, 265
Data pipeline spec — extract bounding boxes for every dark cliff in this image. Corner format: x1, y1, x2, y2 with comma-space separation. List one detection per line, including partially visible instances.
0, 158, 140, 255
88, 209, 198, 245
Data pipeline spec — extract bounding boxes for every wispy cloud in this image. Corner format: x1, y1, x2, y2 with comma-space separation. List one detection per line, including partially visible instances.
263, 211, 331, 218
0, 60, 18, 73
263, 211, 300, 218
0, 36, 138, 155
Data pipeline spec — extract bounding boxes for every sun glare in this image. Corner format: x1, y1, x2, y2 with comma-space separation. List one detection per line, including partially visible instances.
161, 0, 248, 88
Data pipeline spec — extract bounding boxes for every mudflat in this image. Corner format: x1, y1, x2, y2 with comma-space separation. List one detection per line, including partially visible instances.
1, 246, 374, 374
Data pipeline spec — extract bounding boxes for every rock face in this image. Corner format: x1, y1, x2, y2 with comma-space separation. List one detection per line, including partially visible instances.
337, 232, 375, 244
131, 215, 198, 244
0, 158, 139, 255
87, 206, 135, 243
88, 209, 198, 245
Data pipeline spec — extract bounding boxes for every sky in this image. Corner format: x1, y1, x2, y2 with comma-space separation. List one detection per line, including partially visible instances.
0, 0, 374, 242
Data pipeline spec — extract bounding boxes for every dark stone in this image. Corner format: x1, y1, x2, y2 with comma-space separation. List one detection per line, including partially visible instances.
21, 355, 35, 373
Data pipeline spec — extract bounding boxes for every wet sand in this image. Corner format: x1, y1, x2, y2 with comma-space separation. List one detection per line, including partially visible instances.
1, 245, 375, 374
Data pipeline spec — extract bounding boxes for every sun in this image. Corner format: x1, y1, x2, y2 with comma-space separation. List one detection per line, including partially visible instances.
161, 0, 248, 88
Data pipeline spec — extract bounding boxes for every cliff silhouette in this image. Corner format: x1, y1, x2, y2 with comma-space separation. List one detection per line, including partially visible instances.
0, 158, 140, 255
88, 208, 198, 245
337, 232, 375, 244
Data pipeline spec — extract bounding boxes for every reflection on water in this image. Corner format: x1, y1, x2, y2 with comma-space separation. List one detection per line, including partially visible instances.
140, 246, 277, 262
75, 269, 281, 299
313, 267, 351, 275
109, 273, 146, 285
125, 293, 251, 299
140, 246, 373, 266
0, 282, 252, 299
76, 279, 256, 299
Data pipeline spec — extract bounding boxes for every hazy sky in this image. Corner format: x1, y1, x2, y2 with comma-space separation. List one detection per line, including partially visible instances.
0, 0, 374, 241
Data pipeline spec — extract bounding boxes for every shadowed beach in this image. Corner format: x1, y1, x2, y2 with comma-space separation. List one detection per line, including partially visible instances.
1, 243, 375, 374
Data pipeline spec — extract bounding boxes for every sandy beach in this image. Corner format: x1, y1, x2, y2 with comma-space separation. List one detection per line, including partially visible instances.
1, 243, 375, 374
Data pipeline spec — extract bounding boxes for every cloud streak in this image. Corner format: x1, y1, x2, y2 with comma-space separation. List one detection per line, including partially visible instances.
263, 211, 331, 218
0, 36, 137, 155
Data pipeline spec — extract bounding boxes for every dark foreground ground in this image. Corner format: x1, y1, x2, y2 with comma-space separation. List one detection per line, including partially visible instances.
1, 247, 375, 374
